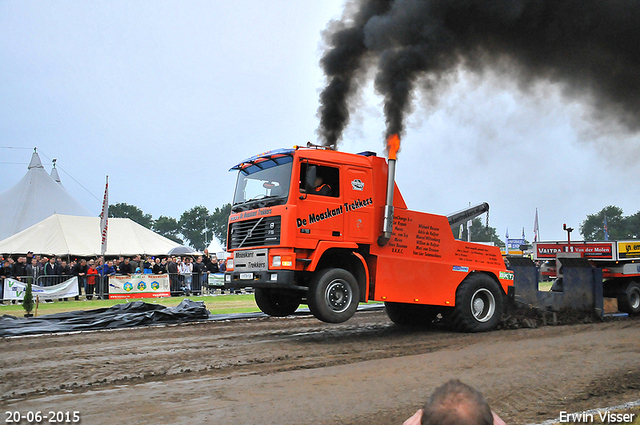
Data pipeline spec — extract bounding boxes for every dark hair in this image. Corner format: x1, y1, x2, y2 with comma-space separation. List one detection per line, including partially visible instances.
421, 380, 493, 425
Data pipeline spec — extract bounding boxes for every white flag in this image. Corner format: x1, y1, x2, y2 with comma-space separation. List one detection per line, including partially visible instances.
100, 176, 109, 255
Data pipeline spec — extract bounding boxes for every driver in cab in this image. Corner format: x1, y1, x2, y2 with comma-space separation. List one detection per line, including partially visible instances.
313, 174, 331, 196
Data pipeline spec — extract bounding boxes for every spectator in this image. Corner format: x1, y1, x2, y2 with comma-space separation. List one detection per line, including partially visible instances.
166, 256, 179, 293
57, 259, 72, 302
13, 256, 28, 282
403, 379, 505, 425
85, 260, 98, 300
204, 250, 219, 273
143, 256, 153, 274
1, 259, 13, 303
44, 256, 61, 286
130, 255, 141, 273
119, 257, 133, 275
152, 258, 165, 274
98, 260, 116, 297
178, 256, 193, 296
193, 256, 207, 295
71, 259, 88, 300
25, 257, 42, 285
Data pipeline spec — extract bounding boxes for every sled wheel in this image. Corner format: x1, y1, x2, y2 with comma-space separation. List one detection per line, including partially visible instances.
618, 281, 640, 316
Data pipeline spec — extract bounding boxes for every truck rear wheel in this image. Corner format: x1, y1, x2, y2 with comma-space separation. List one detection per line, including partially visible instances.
618, 281, 640, 316
450, 273, 503, 332
254, 288, 301, 317
308, 268, 359, 323
385, 302, 437, 326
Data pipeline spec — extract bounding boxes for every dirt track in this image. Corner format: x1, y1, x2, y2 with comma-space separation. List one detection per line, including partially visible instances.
2, 310, 639, 425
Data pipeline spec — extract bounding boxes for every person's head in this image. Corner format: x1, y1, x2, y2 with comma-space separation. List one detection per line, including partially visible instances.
80, 259, 87, 265
421, 380, 493, 425
88, 260, 95, 269
124, 258, 130, 264
314, 175, 324, 188
18, 256, 26, 264
49, 256, 56, 264
155, 258, 160, 264
107, 260, 113, 267
196, 256, 202, 263
31, 258, 37, 266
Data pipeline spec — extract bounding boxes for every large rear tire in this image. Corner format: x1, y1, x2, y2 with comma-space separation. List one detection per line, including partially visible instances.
385, 302, 438, 326
308, 268, 359, 323
450, 273, 503, 332
618, 281, 640, 316
254, 288, 301, 317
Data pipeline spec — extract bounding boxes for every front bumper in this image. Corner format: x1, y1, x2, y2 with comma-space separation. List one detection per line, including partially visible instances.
224, 270, 306, 290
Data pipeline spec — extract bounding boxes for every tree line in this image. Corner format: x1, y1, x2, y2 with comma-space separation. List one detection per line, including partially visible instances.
108, 203, 231, 251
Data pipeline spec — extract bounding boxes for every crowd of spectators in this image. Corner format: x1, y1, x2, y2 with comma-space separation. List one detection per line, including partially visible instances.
0, 249, 228, 302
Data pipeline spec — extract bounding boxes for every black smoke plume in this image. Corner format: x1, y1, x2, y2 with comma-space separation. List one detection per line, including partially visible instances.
317, 0, 640, 146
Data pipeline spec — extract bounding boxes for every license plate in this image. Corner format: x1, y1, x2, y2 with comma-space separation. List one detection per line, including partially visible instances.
240, 272, 253, 280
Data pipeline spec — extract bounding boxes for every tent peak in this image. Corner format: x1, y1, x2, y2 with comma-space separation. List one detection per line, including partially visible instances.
51, 158, 61, 183
28, 148, 44, 170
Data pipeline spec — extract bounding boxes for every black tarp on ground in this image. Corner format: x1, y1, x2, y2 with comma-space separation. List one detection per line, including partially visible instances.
0, 299, 210, 337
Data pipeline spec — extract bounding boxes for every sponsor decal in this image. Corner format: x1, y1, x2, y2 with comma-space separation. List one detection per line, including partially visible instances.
351, 179, 364, 191
151, 281, 160, 290
452, 265, 469, 273
500, 271, 515, 280
124, 282, 133, 292
137, 281, 147, 291
296, 197, 373, 228
229, 208, 273, 221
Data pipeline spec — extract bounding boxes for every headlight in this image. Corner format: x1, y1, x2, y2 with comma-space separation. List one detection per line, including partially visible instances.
272, 256, 281, 267
226, 259, 234, 270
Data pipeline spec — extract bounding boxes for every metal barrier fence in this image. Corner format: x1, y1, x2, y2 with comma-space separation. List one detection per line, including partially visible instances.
1, 272, 231, 302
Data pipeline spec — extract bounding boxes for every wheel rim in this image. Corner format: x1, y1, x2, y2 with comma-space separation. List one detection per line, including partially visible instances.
630, 288, 640, 310
470, 288, 496, 323
325, 279, 352, 313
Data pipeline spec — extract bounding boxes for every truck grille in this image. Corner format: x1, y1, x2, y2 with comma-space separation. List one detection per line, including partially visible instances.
228, 216, 281, 249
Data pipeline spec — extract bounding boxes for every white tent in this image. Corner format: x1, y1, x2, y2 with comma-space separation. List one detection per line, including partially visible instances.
0, 214, 180, 257
206, 237, 227, 258
0, 150, 93, 241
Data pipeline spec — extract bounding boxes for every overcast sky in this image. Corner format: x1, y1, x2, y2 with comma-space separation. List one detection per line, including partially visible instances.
2, 0, 639, 242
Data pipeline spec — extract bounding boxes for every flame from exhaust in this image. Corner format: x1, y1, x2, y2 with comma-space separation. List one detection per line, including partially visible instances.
386, 133, 400, 160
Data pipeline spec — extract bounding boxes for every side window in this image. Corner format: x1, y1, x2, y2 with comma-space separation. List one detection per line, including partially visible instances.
299, 163, 340, 197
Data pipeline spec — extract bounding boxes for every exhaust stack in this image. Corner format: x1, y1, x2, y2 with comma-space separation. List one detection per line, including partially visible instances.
378, 134, 400, 246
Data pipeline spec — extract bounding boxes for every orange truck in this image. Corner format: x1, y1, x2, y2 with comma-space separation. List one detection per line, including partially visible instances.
224, 138, 514, 331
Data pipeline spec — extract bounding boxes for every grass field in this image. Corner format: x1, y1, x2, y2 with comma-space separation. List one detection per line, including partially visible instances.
0, 293, 261, 317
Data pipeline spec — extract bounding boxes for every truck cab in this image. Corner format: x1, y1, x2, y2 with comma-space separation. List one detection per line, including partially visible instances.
225, 145, 513, 331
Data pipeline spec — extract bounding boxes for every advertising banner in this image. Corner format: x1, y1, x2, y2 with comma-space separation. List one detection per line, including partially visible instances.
618, 241, 640, 259
108, 274, 170, 299
534, 242, 614, 259
208, 273, 225, 287
3, 277, 79, 301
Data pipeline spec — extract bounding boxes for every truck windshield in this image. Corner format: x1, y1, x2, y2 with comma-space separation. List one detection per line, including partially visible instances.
232, 159, 292, 212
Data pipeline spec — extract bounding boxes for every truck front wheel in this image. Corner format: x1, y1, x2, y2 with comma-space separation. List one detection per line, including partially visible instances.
308, 268, 359, 323
450, 273, 503, 332
618, 281, 640, 315
254, 288, 301, 317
